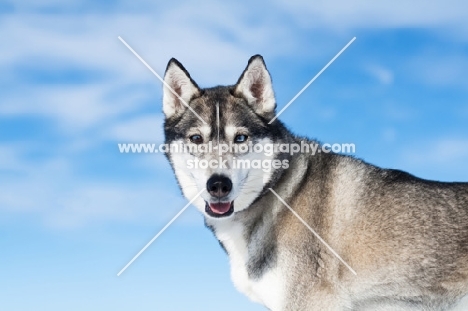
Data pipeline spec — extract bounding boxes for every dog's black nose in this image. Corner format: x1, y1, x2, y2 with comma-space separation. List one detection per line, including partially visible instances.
206, 175, 232, 198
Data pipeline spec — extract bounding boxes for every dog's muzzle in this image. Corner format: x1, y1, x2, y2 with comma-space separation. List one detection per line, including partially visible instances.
205, 174, 234, 218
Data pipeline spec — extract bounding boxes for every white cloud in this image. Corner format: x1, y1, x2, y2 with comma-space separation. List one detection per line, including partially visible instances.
366, 64, 394, 85
381, 137, 468, 182
44, 183, 185, 229
8, 0, 468, 34
427, 139, 468, 162
0, 144, 30, 171
0, 9, 297, 83
401, 138, 468, 169
317, 106, 337, 120
407, 53, 468, 88
0, 155, 72, 213
0, 84, 143, 132
0, 149, 191, 229
2, 1, 464, 140
275, 0, 468, 33
0, 7, 303, 137
383, 101, 417, 121
104, 114, 164, 142
382, 127, 397, 143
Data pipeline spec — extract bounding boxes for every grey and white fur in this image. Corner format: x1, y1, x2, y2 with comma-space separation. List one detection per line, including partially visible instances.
162, 55, 468, 310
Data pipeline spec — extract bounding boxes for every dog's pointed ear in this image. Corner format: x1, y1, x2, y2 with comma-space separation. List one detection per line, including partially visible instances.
163, 58, 201, 119
234, 55, 276, 117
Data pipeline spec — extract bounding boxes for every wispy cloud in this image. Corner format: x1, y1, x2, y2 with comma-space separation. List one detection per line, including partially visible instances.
400, 137, 468, 180
104, 115, 164, 142
0, 149, 188, 229
365, 64, 394, 85
407, 53, 468, 88
275, 0, 468, 35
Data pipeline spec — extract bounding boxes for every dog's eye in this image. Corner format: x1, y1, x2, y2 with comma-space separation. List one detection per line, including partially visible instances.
189, 134, 203, 144
234, 134, 248, 143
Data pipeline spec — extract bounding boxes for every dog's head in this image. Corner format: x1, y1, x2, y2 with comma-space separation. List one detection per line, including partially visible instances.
163, 55, 289, 219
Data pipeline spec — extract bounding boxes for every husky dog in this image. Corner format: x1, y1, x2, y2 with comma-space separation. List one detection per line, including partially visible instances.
162, 55, 468, 310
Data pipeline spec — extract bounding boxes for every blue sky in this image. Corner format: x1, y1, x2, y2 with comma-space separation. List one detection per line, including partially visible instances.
1, 0, 468, 310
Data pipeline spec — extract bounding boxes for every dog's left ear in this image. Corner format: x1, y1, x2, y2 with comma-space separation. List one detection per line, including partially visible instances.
234, 55, 276, 117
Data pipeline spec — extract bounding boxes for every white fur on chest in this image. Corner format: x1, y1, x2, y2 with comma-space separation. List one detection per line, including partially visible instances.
210, 219, 284, 310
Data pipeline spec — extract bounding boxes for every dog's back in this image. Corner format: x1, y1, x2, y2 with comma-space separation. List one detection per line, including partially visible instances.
272, 151, 468, 309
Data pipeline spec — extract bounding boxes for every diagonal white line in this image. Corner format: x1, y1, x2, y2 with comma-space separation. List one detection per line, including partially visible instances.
268, 188, 357, 276
118, 36, 207, 124
268, 37, 356, 124
117, 189, 205, 276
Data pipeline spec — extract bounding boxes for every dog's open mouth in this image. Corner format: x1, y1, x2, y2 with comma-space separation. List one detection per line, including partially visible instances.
205, 201, 234, 218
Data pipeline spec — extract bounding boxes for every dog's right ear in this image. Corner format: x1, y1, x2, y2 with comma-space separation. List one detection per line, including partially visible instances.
163, 58, 201, 119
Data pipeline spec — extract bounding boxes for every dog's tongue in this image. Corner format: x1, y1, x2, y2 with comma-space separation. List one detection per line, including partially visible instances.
209, 202, 231, 215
